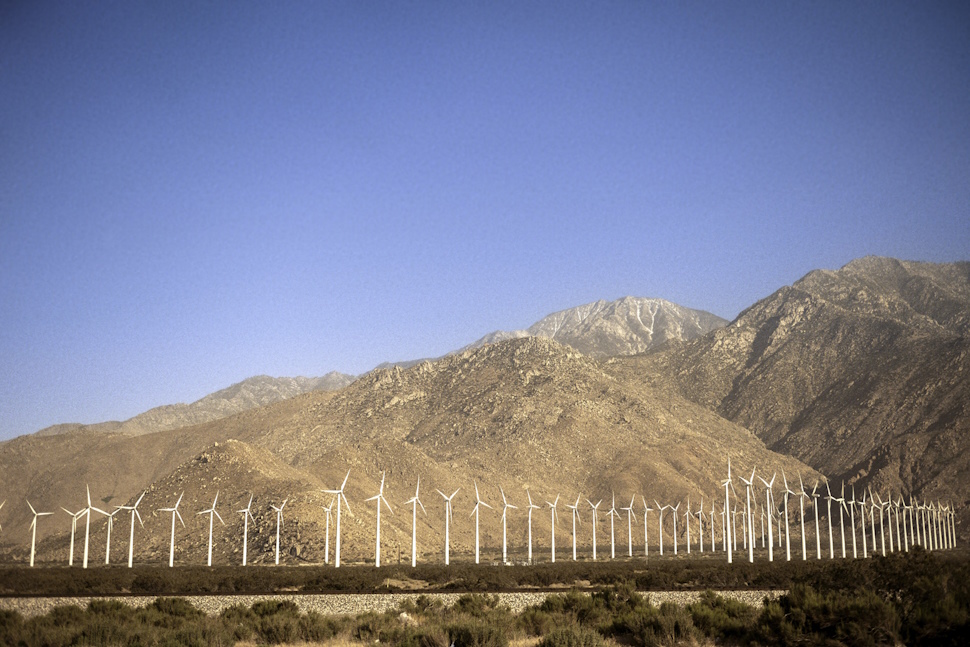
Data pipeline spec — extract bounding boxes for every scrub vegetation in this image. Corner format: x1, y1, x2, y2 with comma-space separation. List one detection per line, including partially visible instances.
1, 550, 969, 646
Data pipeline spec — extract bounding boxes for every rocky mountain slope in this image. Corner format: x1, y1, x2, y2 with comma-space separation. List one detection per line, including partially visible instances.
628, 257, 969, 528
1, 337, 815, 566
461, 297, 727, 359
33, 373, 356, 437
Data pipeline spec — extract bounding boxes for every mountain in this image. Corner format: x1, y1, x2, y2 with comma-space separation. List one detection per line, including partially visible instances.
33, 373, 357, 438
628, 257, 970, 528
455, 296, 726, 360
1, 337, 817, 564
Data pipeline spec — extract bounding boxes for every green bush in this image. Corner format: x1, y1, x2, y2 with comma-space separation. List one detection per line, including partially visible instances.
537, 625, 607, 647
445, 619, 508, 647
688, 590, 756, 641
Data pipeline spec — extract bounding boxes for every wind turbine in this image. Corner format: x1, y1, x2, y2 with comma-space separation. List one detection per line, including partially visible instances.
238, 495, 255, 566
365, 472, 393, 568
270, 499, 288, 565
697, 498, 705, 553
622, 496, 637, 557
641, 497, 653, 558
781, 472, 794, 561
320, 501, 333, 564
607, 493, 619, 559
406, 478, 427, 568
824, 480, 835, 559
436, 488, 459, 565
874, 491, 887, 556
722, 460, 733, 562
323, 470, 352, 568
811, 481, 822, 559
848, 485, 858, 559
566, 495, 582, 561
82, 485, 108, 569
525, 490, 540, 563
547, 495, 560, 563
758, 473, 776, 562
470, 482, 492, 564
654, 501, 666, 556
99, 507, 120, 565
671, 501, 681, 555
858, 490, 868, 558
869, 490, 879, 554
797, 475, 809, 560
588, 498, 602, 560
61, 506, 85, 566
896, 496, 907, 551
197, 491, 225, 567
27, 500, 53, 567
499, 487, 517, 564
157, 492, 185, 568
683, 497, 692, 554
836, 483, 847, 558
117, 491, 145, 568
740, 468, 756, 562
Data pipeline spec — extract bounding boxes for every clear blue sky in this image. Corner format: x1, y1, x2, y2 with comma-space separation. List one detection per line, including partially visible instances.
2, 2, 968, 440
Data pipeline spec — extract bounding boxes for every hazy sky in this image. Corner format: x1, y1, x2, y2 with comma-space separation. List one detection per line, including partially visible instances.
2, 2, 968, 440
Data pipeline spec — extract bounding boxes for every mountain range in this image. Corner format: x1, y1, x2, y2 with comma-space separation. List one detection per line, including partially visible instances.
0, 256, 966, 566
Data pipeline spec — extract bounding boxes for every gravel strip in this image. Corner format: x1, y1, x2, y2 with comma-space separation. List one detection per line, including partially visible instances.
0, 590, 784, 618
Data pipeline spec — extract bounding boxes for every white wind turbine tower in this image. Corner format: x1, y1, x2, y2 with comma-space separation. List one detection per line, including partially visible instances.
118, 491, 146, 569
811, 481, 822, 559
654, 501, 666, 556
157, 492, 185, 568
869, 490, 879, 555
722, 461, 733, 563
61, 506, 85, 566
641, 497, 653, 558
470, 482, 492, 564
547, 495, 560, 563
607, 493, 620, 559
758, 473, 776, 562
270, 499, 288, 566
781, 472, 794, 561
588, 498, 602, 560
525, 491, 540, 564
366, 472, 393, 568
896, 496, 908, 551
406, 479, 427, 568
740, 469, 756, 563
99, 507, 120, 565
436, 488, 459, 565
710, 500, 717, 553
198, 491, 225, 567
671, 501, 681, 555
499, 487, 517, 565
836, 483, 847, 558
848, 485, 858, 559
824, 481, 835, 559
566, 495, 582, 561
622, 496, 637, 557
796, 475, 809, 560
696, 499, 704, 553
27, 500, 53, 567
323, 470, 353, 568
683, 497, 692, 554
321, 500, 333, 564
238, 495, 255, 566
858, 489, 869, 558
874, 492, 887, 556
82, 485, 108, 569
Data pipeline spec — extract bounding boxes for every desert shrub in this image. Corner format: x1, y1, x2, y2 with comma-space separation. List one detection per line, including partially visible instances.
219, 603, 257, 641
453, 593, 505, 618
613, 601, 699, 647
353, 610, 401, 642
399, 593, 445, 616
517, 604, 572, 637
251, 598, 300, 617
755, 584, 900, 647
687, 590, 756, 641
445, 619, 508, 647
395, 624, 451, 647
537, 625, 607, 647
299, 609, 347, 642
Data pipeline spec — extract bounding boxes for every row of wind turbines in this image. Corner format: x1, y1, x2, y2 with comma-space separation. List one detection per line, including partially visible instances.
5, 463, 958, 568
